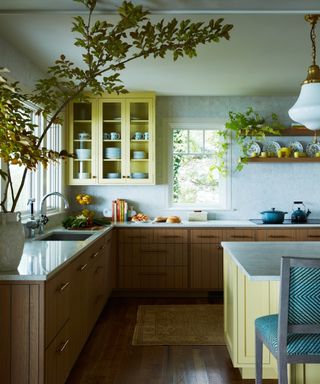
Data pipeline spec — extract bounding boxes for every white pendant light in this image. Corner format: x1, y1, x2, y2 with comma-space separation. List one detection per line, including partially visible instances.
289, 15, 320, 131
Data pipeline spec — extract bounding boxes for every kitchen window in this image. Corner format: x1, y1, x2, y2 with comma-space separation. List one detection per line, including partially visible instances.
3, 102, 63, 215
169, 121, 229, 210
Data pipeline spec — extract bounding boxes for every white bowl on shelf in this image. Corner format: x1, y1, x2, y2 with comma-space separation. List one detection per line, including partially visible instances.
105, 172, 121, 179
78, 172, 90, 179
133, 151, 146, 159
104, 147, 121, 159
131, 172, 148, 179
76, 149, 91, 160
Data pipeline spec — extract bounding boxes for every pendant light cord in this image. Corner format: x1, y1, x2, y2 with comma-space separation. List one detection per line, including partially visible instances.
310, 19, 317, 66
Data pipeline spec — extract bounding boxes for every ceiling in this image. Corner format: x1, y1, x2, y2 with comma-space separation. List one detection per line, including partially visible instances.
1, 0, 320, 96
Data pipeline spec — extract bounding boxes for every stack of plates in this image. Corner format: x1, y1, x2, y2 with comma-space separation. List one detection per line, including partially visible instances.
133, 151, 146, 159
131, 172, 148, 179
104, 147, 121, 159
105, 172, 121, 179
76, 149, 91, 160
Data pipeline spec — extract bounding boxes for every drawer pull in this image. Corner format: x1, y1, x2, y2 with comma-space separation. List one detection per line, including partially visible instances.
58, 338, 70, 353
198, 235, 218, 239
308, 235, 320, 238
91, 251, 99, 259
58, 281, 70, 292
79, 263, 88, 272
230, 235, 253, 239
99, 245, 105, 251
138, 272, 167, 276
269, 235, 290, 239
94, 266, 104, 274
141, 249, 167, 253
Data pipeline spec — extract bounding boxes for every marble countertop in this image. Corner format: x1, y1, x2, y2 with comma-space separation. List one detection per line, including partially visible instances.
114, 220, 320, 228
1, 227, 112, 281
221, 241, 320, 281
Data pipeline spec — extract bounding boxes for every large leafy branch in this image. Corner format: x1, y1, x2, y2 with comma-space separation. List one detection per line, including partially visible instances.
1, 0, 233, 212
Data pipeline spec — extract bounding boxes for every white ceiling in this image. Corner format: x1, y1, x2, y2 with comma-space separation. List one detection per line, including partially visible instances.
1, 1, 320, 96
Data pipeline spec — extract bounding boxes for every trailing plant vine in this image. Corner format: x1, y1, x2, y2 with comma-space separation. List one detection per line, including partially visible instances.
211, 107, 284, 173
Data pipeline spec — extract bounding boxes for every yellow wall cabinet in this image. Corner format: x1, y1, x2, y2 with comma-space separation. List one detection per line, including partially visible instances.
68, 93, 156, 185
224, 249, 320, 384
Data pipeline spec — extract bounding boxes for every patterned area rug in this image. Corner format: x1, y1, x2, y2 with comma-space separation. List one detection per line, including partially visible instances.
132, 304, 225, 346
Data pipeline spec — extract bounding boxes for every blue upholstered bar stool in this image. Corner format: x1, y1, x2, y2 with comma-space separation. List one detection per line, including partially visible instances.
255, 256, 320, 384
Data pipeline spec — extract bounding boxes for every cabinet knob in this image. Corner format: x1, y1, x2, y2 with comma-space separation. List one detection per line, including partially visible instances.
92, 175, 96, 179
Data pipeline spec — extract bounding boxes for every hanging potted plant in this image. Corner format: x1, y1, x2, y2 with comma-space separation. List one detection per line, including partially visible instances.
212, 107, 284, 173
0, 0, 233, 270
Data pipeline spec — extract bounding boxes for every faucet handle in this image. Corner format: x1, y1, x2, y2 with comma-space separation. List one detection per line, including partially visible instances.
27, 198, 36, 219
40, 214, 49, 225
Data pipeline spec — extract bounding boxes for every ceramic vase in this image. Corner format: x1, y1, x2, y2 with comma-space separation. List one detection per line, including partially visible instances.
0, 212, 25, 271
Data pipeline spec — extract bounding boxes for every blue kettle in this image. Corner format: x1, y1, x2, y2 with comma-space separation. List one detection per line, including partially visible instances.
291, 201, 311, 223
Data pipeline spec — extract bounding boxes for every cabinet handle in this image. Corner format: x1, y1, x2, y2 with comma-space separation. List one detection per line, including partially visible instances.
79, 263, 88, 272
99, 245, 105, 251
58, 338, 70, 353
91, 251, 99, 259
230, 235, 252, 238
307, 235, 320, 238
92, 176, 97, 179
138, 272, 167, 276
94, 266, 104, 274
140, 249, 167, 253
269, 235, 290, 239
198, 235, 219, 239
58, 281, 70, 292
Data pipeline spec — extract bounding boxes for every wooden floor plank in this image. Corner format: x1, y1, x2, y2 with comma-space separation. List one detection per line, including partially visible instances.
66, 297, 276, 384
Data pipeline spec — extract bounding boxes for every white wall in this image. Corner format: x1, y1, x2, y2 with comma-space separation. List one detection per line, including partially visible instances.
67, 95, 320, 221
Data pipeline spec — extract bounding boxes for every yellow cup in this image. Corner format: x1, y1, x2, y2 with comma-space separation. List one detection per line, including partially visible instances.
294, 152, 300, 158
260, 152, 267, 158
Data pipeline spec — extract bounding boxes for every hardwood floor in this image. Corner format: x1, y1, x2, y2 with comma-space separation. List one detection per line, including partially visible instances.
66, 297, 276, 384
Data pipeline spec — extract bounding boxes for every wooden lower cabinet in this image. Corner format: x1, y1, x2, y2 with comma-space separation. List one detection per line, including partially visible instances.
0, 230, 114, 384
256, 228, 297, 241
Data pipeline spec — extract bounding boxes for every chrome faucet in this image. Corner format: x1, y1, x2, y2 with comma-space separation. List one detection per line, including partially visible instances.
39, 192, 69, 234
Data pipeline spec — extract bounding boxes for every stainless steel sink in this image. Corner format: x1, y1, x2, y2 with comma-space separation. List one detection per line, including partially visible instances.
37, 231, 93, 241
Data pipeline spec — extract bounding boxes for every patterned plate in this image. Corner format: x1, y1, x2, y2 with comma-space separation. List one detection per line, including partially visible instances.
306, 142, 320, 157
262, 141, 281, 156
246, 142, 261, 157
289, 141, 304, 153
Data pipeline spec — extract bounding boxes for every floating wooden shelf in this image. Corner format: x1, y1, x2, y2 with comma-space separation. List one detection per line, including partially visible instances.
247, 157, 320, 163
268, 126, 314, 136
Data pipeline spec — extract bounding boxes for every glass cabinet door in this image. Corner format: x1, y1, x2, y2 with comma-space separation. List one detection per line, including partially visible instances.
100, 100, 124, 182
70, 102, 94, 182
128, 100, 153, 183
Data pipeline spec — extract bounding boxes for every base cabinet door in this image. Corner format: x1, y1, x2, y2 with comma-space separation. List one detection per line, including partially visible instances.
190, 243, 223, 290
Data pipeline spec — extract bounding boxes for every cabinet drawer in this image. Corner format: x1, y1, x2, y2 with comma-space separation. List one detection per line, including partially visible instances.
297, 228, 320, 241
153, 229, 187, 243
118, 266, 188, 289
256, 229, 296, 241
190, 229, 223, 243
45, 320, 72, 384
45, 266, 72, 346
118, 228, 154, 243
223, 229, 255, 241
119, 244, 188, 266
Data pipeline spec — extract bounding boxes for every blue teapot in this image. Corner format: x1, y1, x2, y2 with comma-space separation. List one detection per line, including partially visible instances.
291, 201, 311, 223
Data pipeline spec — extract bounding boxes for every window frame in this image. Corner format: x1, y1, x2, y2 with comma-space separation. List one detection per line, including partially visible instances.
0, 100, 65, 217
167, 119, 231, 210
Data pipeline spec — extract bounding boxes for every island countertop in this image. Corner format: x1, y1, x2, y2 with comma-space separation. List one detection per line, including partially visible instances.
221, 241, 320, 281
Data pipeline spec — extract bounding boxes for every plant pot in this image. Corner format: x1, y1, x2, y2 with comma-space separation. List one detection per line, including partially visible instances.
0, 212, 25, 271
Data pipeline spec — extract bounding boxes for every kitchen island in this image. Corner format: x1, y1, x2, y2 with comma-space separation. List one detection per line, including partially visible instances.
222, 241, 320, 384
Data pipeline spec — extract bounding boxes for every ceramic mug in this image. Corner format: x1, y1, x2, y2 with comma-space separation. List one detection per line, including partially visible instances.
110, 132, 120, 140
134, 132, 143, 140
103, 132, 111, 140
143, 132, 149, 140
